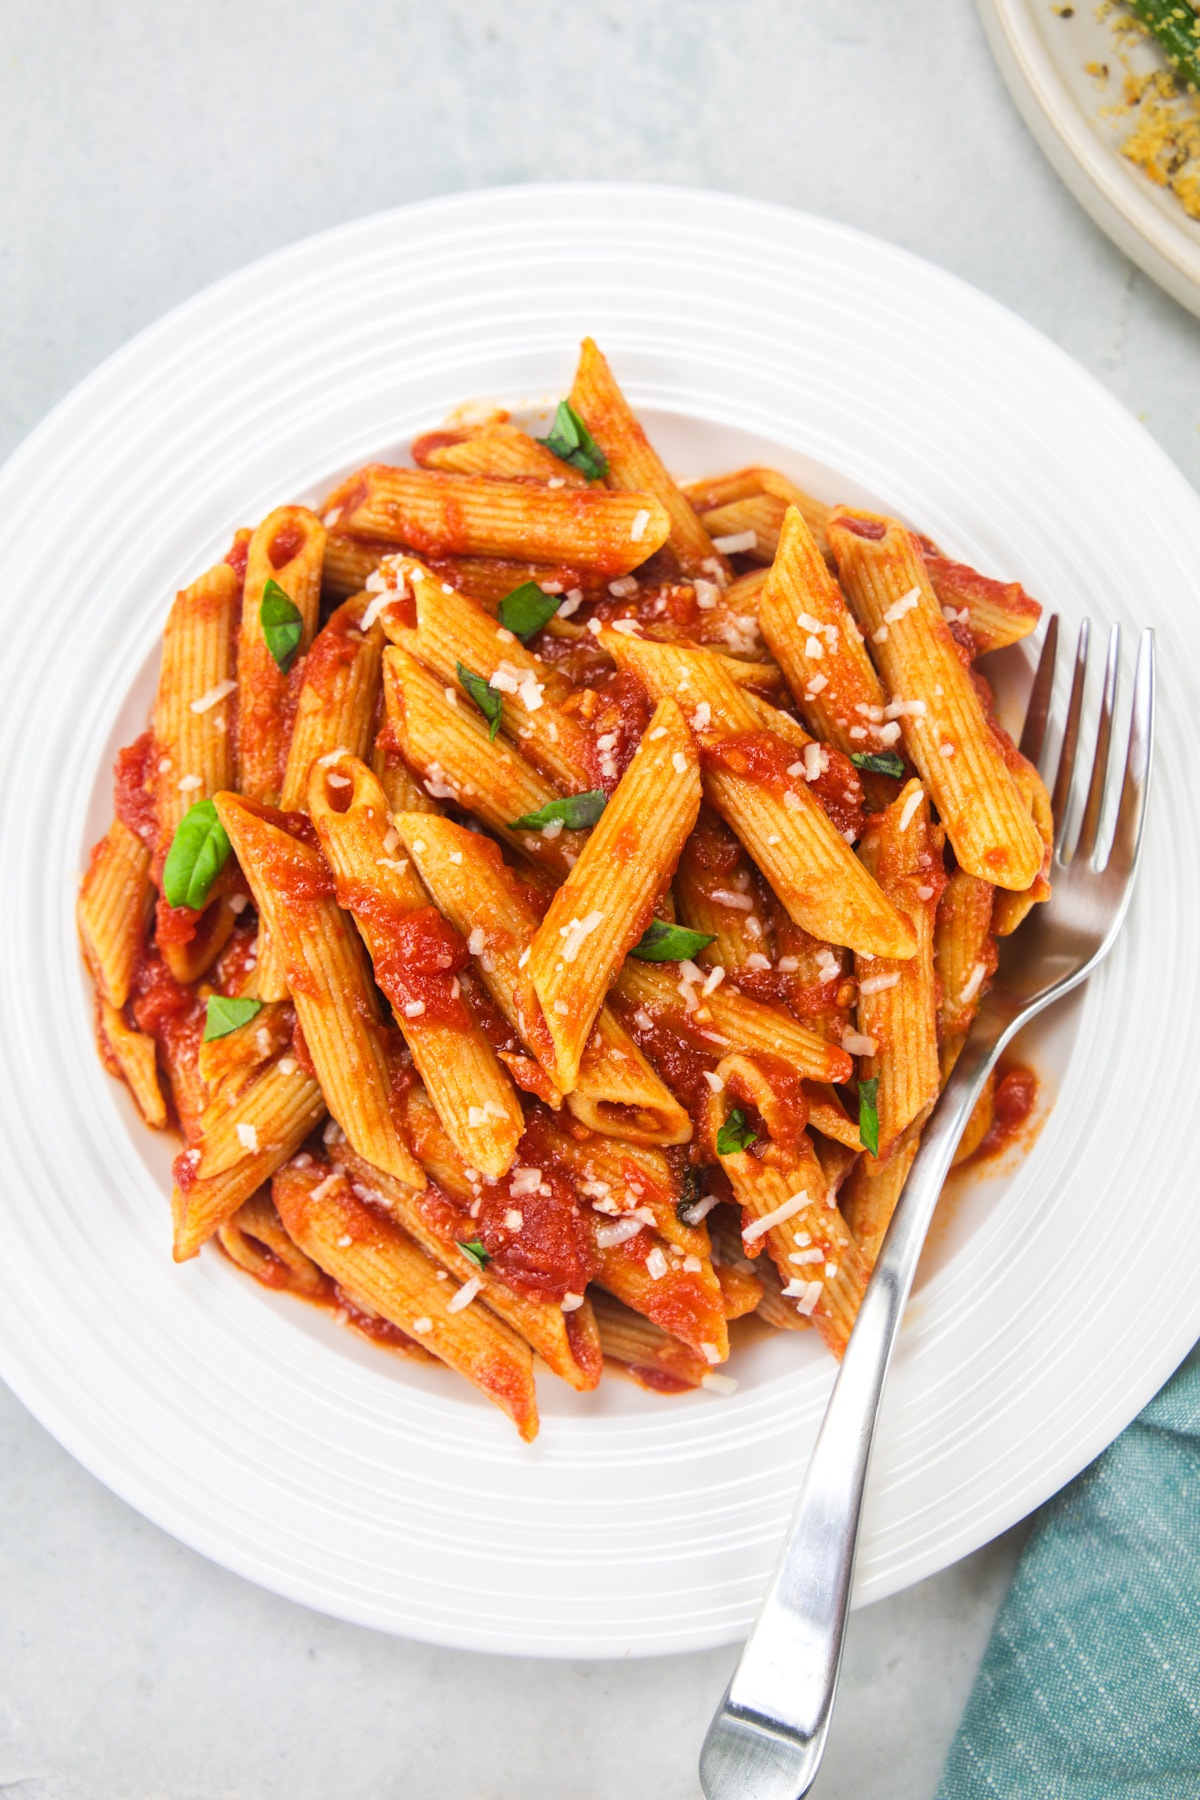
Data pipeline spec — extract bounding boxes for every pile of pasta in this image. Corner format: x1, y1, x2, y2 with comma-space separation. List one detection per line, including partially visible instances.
78, 338, 1051, 1440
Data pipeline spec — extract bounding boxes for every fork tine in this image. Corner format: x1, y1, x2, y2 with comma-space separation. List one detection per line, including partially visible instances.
1076, 624, 1120, 863
1018, 613, 1059, 767
1050, 619, 1090, 858
1104, 629, 1155, 877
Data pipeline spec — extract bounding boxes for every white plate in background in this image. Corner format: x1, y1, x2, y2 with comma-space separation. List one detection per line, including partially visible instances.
980, 0, 1200, 316
0, 184, 1195, 1656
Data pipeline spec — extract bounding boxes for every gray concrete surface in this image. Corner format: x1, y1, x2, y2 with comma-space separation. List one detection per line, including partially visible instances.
2, 2, 1197, 1795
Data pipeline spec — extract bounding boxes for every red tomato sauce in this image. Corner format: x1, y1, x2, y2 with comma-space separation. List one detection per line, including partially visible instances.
966, 1064, 1039, 1166
339, 893, 472, 1030
835, 514, 887, 540
613, 997, 720, 1122
224, 529, 251, 586
112, 732, 159, 850
268, 520, 306, 568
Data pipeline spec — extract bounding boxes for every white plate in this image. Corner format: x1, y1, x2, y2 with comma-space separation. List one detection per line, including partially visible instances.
980, 0, 1200, 317
0, 185, 1195, 1658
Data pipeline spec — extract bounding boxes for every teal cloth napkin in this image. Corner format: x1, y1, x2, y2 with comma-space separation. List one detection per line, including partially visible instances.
936, 1343, 1200, 1798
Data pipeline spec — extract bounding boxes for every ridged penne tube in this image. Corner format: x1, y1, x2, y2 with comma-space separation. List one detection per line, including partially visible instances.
854, 783, 943, 1159
598, 631, 915, 960
171, 1054, 326, 1259
308, 757, 523, 1180
522, 698, 702, 1090
684, 466, 831, 554
590, 1218, 729, 1362
337, 465, 671, 576
724, 567, 771, 615
700, 493, 787, 564
371, 725, 441, 816
236, 506, 326, 802
568, 337, 724, 576
255, 593, 387, 1001
415, 422, 587, 486
279, 595, 385, 809
394, 813, 691, 1146
159, 892, 240, 988
77, 820, 153, 1008
715, 1258, 766, 1320
398, 563, 595, 788
272, 1159, 539, 1441
707, 1206, 810, 1333
805, 1085, 862, 1150
841, 1113, 926, 1269
321, 531, 387, 605
214, 794, 423, 1188
935, 867, 997, 1050
196, 1000, 294, 1089
152, 561, 239, 847
758, 506, 893, 756
532, 1119, 709, 1257
708, 1055, 868, 1357
589, 1289, 714, 1390
991, 753, 1054, 935
217, 1190, 328, 1296
922, 549, 1042, 654
335, 1145, 604, 1393
382, 644, 585, 879
613, 959, 853, 1085
828, 509, 1044, 890
96, 997, 166, 1128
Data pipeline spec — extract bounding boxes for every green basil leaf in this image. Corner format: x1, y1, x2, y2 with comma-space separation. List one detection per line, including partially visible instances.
203, 995, 263, 1042
628, 919, 717, 963
858, 1077, 880, 1157
850, 750, 906, 779
716, 1108, 758, 1157
260, 578, 304, 673
457, 1238, 491, 1269
456, 661, 503, 741
535, 400, 608, 481
509, 790, 608, 831
498, 580, 561, 642
162, 799, 232, 910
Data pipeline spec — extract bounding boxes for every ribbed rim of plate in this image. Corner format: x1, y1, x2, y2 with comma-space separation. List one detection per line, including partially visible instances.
0, 184, 1195, 1657
979, 0, 1200, 318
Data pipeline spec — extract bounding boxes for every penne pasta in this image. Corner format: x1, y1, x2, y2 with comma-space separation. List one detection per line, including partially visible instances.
217, 1190, 329, 1296
589, 1288, 716, 1391
171, 1051, 326, 1260
568, 336, 724, 576
337, 465, 671, 576
700, 492, 788, 564
707, 1055, 869, 1357
828, 508, 1045, 890
214, 793, 424, 1188
321, 531, 388, 605
95, 996, 167, 1128
854, 782, 944, 1160
758, 505, 895, 758
77, 819, 153, 1009
278, 593, 386, 811
393, 810, 691, 1145
152, 560, 239, 848
236, 506, 326, 803
382, 643, 586, 879
335, 1144, 604, 1392
921, 546, 1042, 655
520, 698, 702, 1091
414, 420, 588, 485
841, 1113, 927, 1269
308, 756, 524, 1179
272, 1157, 539, 1441
599, 629, 917, 959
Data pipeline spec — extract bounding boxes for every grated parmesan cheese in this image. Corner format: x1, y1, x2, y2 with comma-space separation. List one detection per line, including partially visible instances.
236, 1123, 259, 1152
630, 508, 651, 543
447, 1276, 482, 1314
190, 679, 237, 713
559, 910, 604, 963
743, 1190, 809, 1243
712, 529, 756, 555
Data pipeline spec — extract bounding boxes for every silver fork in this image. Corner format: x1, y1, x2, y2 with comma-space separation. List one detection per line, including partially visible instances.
700, 618, 1155, 1800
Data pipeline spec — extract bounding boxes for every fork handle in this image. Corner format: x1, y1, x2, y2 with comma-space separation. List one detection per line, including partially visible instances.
699, 991, 1020, 1800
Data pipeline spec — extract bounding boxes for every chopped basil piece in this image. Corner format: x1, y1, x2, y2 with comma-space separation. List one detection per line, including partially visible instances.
203, 995, 263, 1042
858, 1077, 880, 1157
716, 1108, 758, 1157
260, 578, 304, 673
535, 400, 608, 481
456, 661, 503, 740
628, 919, 717, 963
499, 580, 561, 642
457, 1239, 491, 1270
850, 750, 906, 779
162, 799, 232, 911
509, 790, 607, 831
